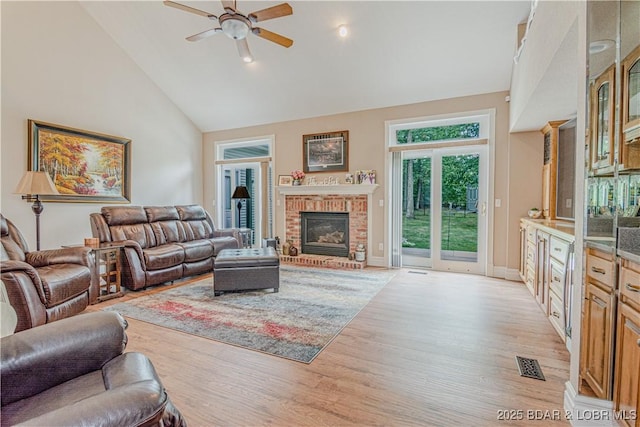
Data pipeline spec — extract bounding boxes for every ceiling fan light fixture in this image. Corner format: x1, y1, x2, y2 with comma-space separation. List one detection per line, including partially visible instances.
220, 15, 250, 40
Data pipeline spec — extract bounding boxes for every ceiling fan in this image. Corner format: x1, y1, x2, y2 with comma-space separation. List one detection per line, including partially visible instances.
164, 0, 293, 63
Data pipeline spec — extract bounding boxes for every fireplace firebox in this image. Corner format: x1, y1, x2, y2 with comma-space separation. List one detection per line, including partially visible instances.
300, 212, 349, 257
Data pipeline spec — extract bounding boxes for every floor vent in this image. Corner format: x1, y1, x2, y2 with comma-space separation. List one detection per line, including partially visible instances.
515, 356, 546, 381
408, 270, 428, 275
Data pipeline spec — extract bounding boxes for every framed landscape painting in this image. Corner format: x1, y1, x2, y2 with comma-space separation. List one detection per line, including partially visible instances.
28, 119, 131, 203
302, 130, 349, 173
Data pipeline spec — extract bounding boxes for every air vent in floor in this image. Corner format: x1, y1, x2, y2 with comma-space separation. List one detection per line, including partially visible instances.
515, 356, 546, 381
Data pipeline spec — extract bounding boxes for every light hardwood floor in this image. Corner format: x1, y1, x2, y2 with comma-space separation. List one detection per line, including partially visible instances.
94, 268, 570, 426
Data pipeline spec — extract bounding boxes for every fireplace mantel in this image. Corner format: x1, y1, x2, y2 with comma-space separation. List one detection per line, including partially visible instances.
277, 184, 378, 196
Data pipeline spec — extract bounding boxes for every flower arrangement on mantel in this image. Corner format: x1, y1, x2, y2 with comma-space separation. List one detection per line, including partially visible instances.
291, 169, 305, 185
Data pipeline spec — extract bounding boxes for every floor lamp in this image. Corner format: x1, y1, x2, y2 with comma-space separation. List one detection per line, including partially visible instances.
14, 171, 60, 251
231, 185, 251, 229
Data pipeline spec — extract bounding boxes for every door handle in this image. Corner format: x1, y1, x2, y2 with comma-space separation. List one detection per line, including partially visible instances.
626, 283, 640, 293
481, 202, 487, 216
591, 266, 606, 275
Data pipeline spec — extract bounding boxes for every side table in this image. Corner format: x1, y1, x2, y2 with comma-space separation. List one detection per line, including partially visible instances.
63, 243, 124, 302
238, 228, 254, 248
92, 244, 124, 302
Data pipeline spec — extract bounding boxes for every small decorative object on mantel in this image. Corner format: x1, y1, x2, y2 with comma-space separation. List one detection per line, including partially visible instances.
356, 170, 376, 184
345, 173, 354, 184
291, 169, 305, 185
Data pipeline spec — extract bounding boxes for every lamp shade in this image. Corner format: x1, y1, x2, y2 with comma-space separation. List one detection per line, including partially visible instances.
231, 186, 250, 199
14, 171, 59, 195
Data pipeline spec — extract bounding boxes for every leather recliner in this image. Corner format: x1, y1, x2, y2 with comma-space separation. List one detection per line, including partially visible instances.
0, 214, 97, 332
1, 311, 186, 426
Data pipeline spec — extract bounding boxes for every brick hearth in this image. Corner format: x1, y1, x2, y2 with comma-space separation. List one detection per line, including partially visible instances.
280, 253, 365, 269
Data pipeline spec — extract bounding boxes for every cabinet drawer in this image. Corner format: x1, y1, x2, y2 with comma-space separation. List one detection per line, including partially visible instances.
550, 258, 565, 298
527, 227, 536, 243
620, 263, 640, 308
550, 236, 570, 262
548, 290, 565, 340
586, 251, 616, 288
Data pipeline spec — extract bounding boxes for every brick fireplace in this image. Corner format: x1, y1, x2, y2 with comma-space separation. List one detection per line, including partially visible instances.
284, 194, 368, 255
277, 184, 378, 269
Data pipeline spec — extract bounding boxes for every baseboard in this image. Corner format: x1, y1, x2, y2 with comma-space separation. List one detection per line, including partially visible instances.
487, 265, 505, 279
504, 268, 522, 282
564, 381, 619, 427
366, 256, 386, 268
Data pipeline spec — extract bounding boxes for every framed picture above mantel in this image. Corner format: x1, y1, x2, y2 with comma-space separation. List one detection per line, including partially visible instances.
28, 119, 131, 203
302, 130, 349, 173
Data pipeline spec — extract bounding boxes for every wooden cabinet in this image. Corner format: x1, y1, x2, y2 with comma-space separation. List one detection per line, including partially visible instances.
622, 45, 640, 145
613, 259, 640, 427
536, 231, 550, 313
581, 248, 617, 399
590, 65, 616, 174
621, 45, 640, 172
548, 236, 572, 340
519, 219, 574, 343
519, 221, 537, 296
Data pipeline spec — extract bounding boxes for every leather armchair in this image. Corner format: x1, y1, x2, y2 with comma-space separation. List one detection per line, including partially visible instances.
0, 214, 97, 332
1, 311, 186, 426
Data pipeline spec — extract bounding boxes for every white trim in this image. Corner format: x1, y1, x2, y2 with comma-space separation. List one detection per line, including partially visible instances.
384, 108, 496, 275
366, 256, 386, 268
563, 381, 617, 427
504, 268, 522, 281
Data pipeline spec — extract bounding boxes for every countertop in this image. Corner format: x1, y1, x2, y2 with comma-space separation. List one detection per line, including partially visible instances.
521, 218, 575, 240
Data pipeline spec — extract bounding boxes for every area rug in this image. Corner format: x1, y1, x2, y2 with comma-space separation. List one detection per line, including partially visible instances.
104, 266, 396, 363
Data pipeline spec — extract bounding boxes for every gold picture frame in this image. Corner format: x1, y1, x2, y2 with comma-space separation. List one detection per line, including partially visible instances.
28, 119, 131, 203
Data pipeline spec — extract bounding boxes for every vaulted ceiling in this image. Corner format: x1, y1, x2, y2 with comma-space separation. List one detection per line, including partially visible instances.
81, 1, 532, 132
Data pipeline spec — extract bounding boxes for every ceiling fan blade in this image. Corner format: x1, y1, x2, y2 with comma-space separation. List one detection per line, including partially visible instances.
221, 0, 236, 13
186, 28, 222, 42
164, 1, 217, 20
252, 27, 293, 48
236, 38, 253, 62
248, 3, 292, 23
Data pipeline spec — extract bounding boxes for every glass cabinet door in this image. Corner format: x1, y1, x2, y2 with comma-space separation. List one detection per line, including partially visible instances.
591, 65, 616, 172
622, 45, 640, 142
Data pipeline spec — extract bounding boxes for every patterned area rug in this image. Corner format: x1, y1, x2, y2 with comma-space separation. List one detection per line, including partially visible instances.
104, 266, 396, 363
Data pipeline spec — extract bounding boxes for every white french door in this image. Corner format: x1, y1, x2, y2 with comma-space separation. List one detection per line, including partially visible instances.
399, 145, 488, 274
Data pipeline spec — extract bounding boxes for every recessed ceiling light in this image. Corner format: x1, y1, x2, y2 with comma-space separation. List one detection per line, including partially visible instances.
589, 39, 615, 54
338, 24, 348, 38
242, 55, 253, 63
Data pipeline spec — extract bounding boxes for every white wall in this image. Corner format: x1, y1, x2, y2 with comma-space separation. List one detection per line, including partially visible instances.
1, 1, 202, 249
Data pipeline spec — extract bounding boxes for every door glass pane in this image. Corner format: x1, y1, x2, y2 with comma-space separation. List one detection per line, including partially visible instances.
402, 157, 431, 259
440, 154, 479, 262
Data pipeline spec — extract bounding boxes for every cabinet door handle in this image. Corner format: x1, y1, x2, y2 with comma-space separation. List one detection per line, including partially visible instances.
626, 283, 640, 293
553, 276, 561, 282
591, 266, 606, 275
552, 311, 561, 318
554, 248, 562, 252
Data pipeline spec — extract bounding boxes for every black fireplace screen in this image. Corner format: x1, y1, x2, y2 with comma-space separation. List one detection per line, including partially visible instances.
300, 212, 349, 257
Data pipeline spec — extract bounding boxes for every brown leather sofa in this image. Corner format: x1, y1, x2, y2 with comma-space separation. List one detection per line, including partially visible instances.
0, 214, 97, 332
90, 205, 241, 290
1, 311, 186, 426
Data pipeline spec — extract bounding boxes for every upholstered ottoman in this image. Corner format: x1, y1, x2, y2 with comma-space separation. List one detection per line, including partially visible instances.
213, 247, 280, 296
